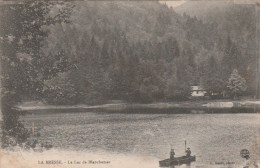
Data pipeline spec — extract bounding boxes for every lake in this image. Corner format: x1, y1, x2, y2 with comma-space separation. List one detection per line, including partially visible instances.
20, 110, 260, 168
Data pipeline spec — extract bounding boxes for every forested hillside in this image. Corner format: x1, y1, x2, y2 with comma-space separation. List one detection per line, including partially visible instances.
40, 1, 257, 104
175, 1, 257, 94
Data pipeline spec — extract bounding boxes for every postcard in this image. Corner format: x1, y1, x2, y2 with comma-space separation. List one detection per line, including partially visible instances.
0, 0, 259, 168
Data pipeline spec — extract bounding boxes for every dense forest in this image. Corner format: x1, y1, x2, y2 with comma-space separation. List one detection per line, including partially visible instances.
3, 1, 257, 105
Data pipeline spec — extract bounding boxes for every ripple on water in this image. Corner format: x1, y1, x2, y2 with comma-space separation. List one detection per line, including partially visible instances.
20, 112, 260, 168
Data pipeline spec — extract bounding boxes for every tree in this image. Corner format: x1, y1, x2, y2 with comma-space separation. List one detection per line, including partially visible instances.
203, 77, 225, 97
43, 72, 78, 105
227, 69, 247, 99
201, 56, 225, 98
222, 36, 242, 80
0, 1, 74, 148
164, 75, 191, 100
139, 77, 159, 103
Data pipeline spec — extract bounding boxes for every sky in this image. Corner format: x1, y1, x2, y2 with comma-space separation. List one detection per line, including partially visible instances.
160, 1, 187, 8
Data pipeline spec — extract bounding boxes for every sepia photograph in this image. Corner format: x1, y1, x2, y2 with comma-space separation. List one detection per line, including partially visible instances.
0, 0, 259, 168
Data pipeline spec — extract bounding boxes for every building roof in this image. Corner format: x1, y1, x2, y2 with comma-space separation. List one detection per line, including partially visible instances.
191, 86, 205, 91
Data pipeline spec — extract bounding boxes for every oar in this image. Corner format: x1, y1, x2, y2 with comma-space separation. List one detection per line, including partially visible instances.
185, 140, 186, 152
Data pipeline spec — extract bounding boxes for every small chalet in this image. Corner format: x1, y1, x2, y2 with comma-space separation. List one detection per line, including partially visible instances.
191, 86, 207, 97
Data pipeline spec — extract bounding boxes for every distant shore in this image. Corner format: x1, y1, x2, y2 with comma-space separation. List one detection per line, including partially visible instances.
17, 99, 260, 114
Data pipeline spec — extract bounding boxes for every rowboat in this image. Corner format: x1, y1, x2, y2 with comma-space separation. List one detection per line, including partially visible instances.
159, 155, 196, 167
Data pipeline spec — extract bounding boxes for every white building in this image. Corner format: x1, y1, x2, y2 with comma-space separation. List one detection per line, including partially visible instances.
191, 86, 207, 97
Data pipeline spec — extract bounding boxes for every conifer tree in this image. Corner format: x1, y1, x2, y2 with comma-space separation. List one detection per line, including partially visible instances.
227, 69, 247, 99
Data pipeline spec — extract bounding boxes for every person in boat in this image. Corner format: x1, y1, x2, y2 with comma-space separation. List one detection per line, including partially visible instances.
185, 147, 191, 157
170, 149, 175, 159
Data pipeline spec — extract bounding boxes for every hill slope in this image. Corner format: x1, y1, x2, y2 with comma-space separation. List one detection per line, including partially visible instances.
41, 1, 258, 104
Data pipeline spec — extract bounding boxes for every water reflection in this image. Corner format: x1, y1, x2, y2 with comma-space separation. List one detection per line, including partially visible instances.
99, 107, 259, 114
169, 162, 191, 168
23, 106, 259, 115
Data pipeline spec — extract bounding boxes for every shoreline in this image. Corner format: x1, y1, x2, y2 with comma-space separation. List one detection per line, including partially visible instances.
17, 99, 260, 114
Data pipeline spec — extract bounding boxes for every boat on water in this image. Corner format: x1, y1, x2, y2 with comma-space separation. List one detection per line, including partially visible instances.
159, 141, 196, 167
159, 155, 196, 167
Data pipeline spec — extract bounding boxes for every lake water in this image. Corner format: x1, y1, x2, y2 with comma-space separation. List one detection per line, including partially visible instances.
20, 111, 260, 168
